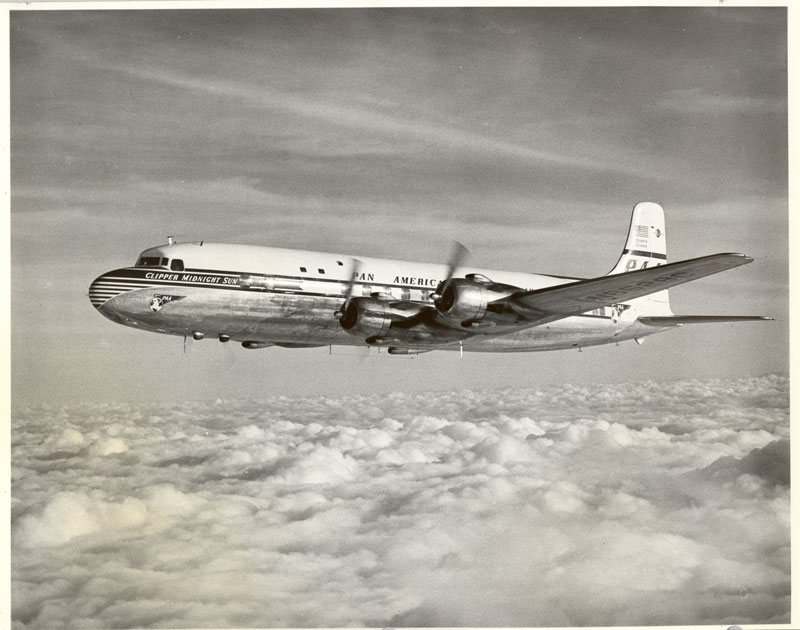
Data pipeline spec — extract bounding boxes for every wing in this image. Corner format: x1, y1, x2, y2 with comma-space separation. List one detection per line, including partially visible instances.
499, 253, 753, 326
336, 252, 762, 348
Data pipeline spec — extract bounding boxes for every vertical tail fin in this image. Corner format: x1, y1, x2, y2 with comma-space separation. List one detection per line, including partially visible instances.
608, 202, 667, 274
608, 202, 671, 314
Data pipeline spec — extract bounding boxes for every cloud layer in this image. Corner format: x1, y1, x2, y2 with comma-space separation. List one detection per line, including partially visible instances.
11, 374, 789, 628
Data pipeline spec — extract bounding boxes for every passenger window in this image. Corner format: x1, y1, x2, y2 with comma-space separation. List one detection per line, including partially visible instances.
318, 268, 325, 274
300, 267, 307, 273
171, 259, 184, 272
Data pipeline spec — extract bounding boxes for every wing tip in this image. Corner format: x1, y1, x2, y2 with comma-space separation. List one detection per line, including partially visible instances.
721, 252, 754, 264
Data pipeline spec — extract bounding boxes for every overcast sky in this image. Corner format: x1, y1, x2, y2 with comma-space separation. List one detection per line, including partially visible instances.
9, 6, 787, 405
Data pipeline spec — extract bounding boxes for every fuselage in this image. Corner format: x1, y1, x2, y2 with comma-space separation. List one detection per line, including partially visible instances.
89, 241, 667, 353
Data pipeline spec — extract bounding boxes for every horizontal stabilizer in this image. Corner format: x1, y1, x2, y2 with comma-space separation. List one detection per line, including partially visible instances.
638, 315, 773, 327
506, 253, 753, 325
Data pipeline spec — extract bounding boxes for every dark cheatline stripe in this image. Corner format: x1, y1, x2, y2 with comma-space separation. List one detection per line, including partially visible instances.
89, 276, 351, 308
91, 265, 468, 308
89, 277, 161, 308
105, 266, 444, 292
622, 249, 667, 260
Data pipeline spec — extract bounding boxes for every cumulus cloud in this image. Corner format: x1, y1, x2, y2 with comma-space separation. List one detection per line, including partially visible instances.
15, 492, 147, 548
11, 374, 789, 628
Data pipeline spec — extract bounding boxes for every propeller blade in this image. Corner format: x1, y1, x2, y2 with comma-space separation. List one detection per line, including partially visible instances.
335, 258, 362, 319
343, 258, 362, 302
432, 241, 469, 302
444, 241, 468, 286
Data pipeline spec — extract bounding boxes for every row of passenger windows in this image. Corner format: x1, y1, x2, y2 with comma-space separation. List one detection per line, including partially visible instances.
136, 257, 357, 277
299, 260, 345, 275
136, 257, 184, 271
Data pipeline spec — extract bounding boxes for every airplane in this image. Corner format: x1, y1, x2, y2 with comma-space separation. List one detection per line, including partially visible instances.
89, 202, 770, 355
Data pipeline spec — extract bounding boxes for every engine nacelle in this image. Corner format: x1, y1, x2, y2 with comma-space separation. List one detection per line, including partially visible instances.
435, 278, 518, 324
337, 297, 396, 337
435, 279, 493, 321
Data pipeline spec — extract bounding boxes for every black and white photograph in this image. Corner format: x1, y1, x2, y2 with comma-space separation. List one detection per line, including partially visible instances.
9, 3, 790, 629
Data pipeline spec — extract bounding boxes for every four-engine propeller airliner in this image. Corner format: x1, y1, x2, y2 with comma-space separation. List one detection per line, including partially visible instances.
89, 202, 770, 355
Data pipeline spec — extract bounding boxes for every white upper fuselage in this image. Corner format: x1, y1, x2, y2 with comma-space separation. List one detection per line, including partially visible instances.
140, 241, 576, 296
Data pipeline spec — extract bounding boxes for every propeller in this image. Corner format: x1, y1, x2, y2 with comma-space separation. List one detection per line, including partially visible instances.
334, 257, 362, 320
431, 241, 469, 303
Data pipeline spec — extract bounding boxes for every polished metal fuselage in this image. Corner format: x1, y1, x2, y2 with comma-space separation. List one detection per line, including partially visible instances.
89, 242, 668, 352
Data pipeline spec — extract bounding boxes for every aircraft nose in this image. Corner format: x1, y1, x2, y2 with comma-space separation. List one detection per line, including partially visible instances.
89, 271, 126, 310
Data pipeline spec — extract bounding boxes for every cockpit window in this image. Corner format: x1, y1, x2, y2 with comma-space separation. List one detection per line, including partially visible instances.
136, 256, 165, 267
171, 259, 184, 271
